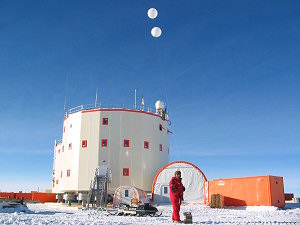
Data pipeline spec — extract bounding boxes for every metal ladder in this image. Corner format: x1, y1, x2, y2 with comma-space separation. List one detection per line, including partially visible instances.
87, 168, 109, 209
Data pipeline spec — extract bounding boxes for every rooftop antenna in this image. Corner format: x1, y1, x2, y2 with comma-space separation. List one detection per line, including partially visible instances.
64, 96, 66, 112
64, 73, 68, 112
95, 88, 98, 107
134, 89, 137, 109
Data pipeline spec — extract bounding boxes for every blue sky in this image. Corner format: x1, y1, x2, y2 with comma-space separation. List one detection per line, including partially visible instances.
0, 1, 299, 196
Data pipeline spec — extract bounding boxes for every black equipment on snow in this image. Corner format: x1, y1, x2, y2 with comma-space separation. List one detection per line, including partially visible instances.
108, 203, 162, 217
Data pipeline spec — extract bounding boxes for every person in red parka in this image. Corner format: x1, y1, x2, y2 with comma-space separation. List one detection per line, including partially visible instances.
169, 170, 185, 223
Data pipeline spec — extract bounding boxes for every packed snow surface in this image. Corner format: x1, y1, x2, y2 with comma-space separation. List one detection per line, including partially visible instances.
0, 202, 300, 224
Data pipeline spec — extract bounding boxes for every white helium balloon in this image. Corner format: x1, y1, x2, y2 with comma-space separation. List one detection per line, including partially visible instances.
148, 8, 158, 19
151, 27, 162, 38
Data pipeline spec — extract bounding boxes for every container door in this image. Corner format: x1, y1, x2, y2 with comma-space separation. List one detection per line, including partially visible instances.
122, 188, 131, 205
160, 185, 171, 203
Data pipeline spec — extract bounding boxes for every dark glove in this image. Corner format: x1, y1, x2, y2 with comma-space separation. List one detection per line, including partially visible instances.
178, 194, 181, 199
183, 186, 185, 192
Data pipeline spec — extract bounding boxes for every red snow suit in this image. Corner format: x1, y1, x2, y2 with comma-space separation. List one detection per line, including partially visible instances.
169, 176, 185, 222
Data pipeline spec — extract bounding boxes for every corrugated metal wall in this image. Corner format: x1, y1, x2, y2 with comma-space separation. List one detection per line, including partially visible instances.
206, 175, 285, 207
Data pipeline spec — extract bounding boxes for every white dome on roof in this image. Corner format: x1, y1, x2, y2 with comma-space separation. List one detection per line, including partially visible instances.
155, 100, 164, 111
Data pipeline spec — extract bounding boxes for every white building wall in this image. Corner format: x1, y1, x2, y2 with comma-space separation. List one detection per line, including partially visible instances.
78, 111, 100, 191
65, 112, 82, 191
52, 143, 62, 193
52, 112, 82, 193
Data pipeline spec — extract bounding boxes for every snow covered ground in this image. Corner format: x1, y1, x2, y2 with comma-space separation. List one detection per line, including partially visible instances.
0, 202, 300, 224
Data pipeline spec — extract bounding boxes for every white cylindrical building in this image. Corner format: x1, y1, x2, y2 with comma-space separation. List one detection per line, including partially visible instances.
52, 104, 170, 196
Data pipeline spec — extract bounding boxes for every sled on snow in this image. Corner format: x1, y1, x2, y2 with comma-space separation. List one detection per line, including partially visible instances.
107, 186, 161, 217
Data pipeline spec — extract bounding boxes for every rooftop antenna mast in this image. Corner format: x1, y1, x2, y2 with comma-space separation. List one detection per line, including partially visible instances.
95, 88, 98, 107
64, 96, 66, 112
64, 73, 68, 112
134, 89, 137, 109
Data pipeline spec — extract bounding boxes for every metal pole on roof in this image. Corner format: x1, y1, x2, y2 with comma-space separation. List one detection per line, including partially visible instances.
95, 88, 98, 107
64, 73, 68, 112
134, 89, 137, 109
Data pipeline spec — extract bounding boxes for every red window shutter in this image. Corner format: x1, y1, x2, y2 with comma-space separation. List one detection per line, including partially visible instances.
124, 139, 130, 148
62, 146, 64, 152
67, 170, 71, 177
123, 168, 129, 176
60, 171, 63, 178
102, 118, 108, 125
144, 141, 149, 149
101, 139, 108, 147
56, 180, 59, 184
159, 124, 162, 131
82, 140, 87, 148
159, 144, 162, 151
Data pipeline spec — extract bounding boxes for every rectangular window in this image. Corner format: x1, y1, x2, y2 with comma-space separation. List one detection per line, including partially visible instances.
56, 180, 59, 184
68, 143, 72, 150
67, 170, 71, 177
70, 124, 72, 128
60, 171, 63, 178
123, 168, 129, 176
124, 139, 130, 148
159, 144, 162, 152
144, 141, 149, 149
82, 140, 87, 148
159, 124, 162, 131
164, 186, 168, 194
102, 118, 108, 125
125, 189, 129, 197
101, 139, 108, 147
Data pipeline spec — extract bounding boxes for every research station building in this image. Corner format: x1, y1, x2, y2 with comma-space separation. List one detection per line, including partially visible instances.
52, 101, 170, 200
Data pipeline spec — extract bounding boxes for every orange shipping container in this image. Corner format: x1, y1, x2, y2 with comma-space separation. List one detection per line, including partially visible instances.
15, 193, 32, 201
1, 192, 56, 203
0, 192, 15, 199
205, 175, 285, 208
32, 192, 56, 203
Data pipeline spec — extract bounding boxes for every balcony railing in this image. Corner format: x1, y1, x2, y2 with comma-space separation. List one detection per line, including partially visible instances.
65, 103, 155, 117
